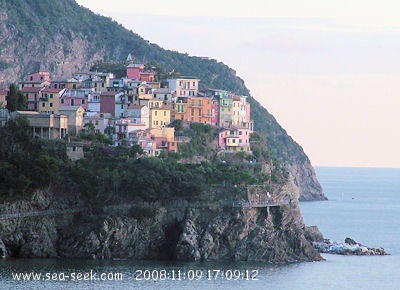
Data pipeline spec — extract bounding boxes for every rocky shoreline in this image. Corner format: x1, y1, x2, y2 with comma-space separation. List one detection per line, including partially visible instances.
313, 237, 389, 256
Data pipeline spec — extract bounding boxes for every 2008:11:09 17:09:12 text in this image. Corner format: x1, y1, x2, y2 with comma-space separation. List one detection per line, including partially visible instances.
134, 269, 259, 281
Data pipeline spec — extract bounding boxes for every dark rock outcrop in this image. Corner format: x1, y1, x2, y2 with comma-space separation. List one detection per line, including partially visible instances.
313, 238, 389, 256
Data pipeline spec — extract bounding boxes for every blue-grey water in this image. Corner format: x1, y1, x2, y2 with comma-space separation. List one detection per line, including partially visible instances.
1, 167, 399, 289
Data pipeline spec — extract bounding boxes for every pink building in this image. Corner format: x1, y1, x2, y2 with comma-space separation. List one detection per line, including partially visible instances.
59, 89, 89, 111
126, 63, 156, 82
26, 71, 50, 82
139, 71, 155, 82
218, 126, 251, 152
126, 63, 145, 79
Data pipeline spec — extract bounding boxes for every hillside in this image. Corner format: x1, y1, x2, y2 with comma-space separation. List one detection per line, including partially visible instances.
0, 0, 325, 200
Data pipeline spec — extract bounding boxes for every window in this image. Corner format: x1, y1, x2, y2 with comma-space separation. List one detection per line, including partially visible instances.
156, 121, 158, 125
50, 94, 53, 99
193, 82, 195, 86
50, 103, 53, 108
155, 111, 158, 116
239, 139, 242, 143
191, 109, 194, 116
54, 84, 58, 89
239, 131, 242, 135
121, 104, 124, 109
163, 111, 166, 116
82, 99, 85, 104
42, 102, 45, 107
71, 99, 74, 106
198, 100, 202, 106
30, 76, 33, 81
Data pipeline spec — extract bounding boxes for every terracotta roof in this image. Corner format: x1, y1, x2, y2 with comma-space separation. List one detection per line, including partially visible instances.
21, 87, 44, 93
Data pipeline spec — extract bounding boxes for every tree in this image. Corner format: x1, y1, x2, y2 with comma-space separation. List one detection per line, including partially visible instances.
6, 84, 27, 112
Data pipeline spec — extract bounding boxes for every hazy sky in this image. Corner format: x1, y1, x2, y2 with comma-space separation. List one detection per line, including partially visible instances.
77, 0, 400, 168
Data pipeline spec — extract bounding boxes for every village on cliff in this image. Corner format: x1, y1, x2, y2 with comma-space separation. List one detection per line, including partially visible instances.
0, 58, 254, 158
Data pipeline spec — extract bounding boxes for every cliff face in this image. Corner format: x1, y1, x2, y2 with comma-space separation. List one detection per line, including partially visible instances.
0, 176, 322, 262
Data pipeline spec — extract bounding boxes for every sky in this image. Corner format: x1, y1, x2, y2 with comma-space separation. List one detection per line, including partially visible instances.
77, 0, 400, 168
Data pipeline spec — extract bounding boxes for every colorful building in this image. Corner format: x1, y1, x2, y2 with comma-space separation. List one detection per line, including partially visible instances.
38, 88, 64, 114
218, 126, 251, 152
186, 96, 213, 124
168, 77, 199, 97
126, 104, 150, 129
173, 97, 187, 121
59, 89, 91, 111
149, 105, 171, 128
21, 87, 43, 111
126, 63, 145, 80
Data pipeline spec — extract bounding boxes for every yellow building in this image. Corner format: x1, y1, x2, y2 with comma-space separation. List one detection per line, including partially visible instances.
38, 88, 63, 114
149, 105, 171, 128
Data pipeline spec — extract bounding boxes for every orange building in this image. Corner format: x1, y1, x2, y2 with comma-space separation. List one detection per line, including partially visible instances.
186, 96, 212, 124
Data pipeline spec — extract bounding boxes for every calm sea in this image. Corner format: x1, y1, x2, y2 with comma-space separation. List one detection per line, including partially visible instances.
1, 167, 399, 289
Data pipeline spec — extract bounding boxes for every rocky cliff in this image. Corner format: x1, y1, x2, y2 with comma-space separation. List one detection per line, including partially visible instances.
0, 177, 322, 262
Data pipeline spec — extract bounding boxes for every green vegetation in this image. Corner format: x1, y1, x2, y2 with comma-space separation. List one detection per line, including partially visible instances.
0, 117, 69, 199
6, 84, 26, 112
0, 119, 287, 206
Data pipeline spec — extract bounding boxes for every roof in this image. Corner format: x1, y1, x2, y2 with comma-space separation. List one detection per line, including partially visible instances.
153, 88, 172, 94
50, 79, 68, 83
41, 88, 63, 93
21, 87, 44, 93
127, 63, 145, 68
